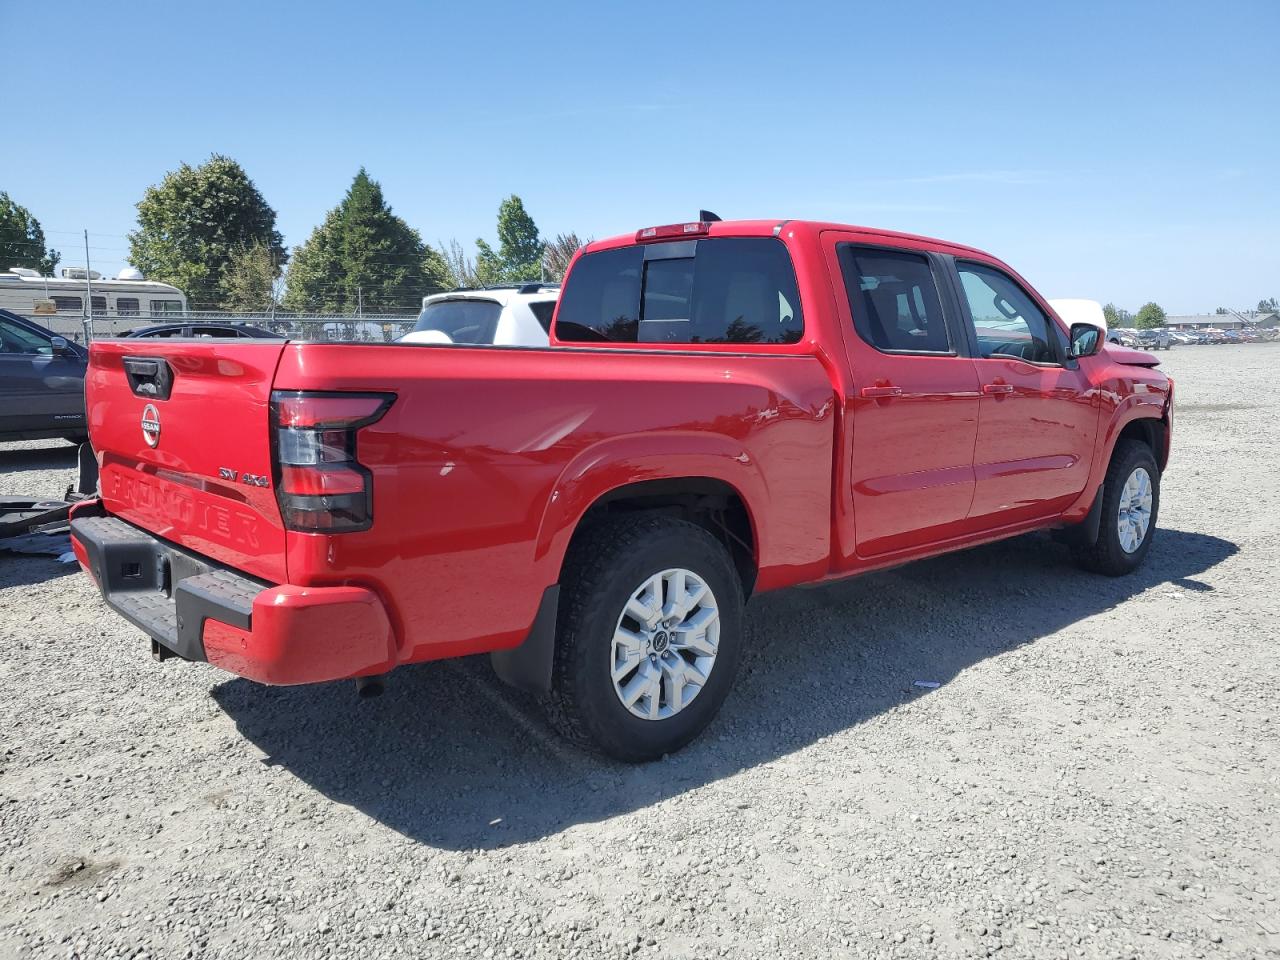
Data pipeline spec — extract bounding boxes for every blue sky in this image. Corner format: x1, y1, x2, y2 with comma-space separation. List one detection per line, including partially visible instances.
3, 0, 1276, 313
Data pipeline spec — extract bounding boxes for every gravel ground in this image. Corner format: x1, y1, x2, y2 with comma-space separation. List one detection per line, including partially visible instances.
1, 344, 1277, 960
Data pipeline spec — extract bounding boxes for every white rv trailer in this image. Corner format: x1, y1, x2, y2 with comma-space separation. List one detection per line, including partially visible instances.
0, 266, 188, 337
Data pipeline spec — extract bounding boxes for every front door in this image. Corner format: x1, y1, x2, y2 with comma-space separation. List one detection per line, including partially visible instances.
827, 239, 982, 561
0, 314, 85, 438
949, 259, 1098, 527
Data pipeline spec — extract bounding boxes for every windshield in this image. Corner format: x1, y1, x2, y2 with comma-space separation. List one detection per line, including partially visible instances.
412, 299, 502, 344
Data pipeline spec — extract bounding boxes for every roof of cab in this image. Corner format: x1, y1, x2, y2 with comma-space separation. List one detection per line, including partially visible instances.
583, 219, 992, 260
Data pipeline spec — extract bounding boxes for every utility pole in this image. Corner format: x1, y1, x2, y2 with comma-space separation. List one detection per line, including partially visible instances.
82, 230, 94, 343
357, 285, 363, 318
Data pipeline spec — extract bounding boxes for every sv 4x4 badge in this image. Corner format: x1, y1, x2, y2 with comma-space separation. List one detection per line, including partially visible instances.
218, 467, 270, 488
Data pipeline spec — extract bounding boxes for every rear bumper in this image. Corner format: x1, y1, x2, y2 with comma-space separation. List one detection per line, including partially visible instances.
69, 503, 396, 685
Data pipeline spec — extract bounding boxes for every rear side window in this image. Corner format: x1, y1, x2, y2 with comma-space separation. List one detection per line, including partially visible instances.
116, 297, 140, 316
413, 299, 502, 344
838, 246, 951, 353
556, 238, 803, 345
528, 300, 557, 333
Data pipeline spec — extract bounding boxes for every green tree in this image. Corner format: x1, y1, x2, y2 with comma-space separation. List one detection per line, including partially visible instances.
128, 155, 285, 310
1258, 297, 1278, 314
1103, 303, 1133, 328
223, 240, 283, 313
435, 238, 479, 288
0, 191, 59, 274
284, 168, 445, 312
542, 232, 588, 282
421, 244, 454, 294
475, 194, 542, 283
1134, 302, 1167, 330
1215, 307, 1229, 315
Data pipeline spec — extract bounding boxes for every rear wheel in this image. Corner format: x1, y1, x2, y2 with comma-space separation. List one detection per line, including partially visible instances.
1072, 439, 1159, 576
546, 515, 744, 762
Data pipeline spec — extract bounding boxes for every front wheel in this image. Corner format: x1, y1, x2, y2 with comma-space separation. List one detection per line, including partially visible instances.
1072, 439, 1160, 576
546, 515, 745, 762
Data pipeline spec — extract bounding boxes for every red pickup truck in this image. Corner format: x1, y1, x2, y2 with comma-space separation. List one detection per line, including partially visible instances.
70, 218, 1172, 761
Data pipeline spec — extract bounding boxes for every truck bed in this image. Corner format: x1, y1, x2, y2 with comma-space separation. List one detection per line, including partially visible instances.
85, 337, 836, 667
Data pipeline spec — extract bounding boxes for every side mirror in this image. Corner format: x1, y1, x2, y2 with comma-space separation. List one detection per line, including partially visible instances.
49, 336, 73, 354
1069, 322, 1104, 358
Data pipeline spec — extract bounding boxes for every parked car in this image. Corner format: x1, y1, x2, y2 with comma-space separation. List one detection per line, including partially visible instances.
1168, 330, 1201, 345
1203, 328, 1229, 344
1134, 327, 1171, 350
398, 283, 560, 347
121, 322, 284, 339
1107, 328, 1141, 347
0, 308, 88, 443
69, 217, 1172, 761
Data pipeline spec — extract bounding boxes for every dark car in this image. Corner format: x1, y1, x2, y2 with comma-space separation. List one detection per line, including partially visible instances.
1133, 327, 1171, 350
121, 322, 284, 339
0, 309, 88, 443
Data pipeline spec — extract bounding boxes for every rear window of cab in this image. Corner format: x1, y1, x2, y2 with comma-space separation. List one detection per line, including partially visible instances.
555, 237, 803, 345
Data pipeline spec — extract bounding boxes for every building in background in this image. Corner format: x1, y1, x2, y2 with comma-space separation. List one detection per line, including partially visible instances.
1167, 313, 1247, 331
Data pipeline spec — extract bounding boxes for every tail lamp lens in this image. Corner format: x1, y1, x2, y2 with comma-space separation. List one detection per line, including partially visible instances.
270, 391, 393, 532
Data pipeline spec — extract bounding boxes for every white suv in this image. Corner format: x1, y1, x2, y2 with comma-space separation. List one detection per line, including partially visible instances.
399, 283, 560, 347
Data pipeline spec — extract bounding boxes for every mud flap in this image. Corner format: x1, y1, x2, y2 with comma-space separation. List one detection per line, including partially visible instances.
490, 584, 559, 695
1052, 484, 1104, 548
75, 442, 99, 497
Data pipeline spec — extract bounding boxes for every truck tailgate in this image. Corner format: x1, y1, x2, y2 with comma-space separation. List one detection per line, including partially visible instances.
86, 338, 290, 583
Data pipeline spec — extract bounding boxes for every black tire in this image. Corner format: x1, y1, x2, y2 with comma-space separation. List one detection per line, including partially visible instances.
546, 515, 745, 762
1072, 439, 1160, 576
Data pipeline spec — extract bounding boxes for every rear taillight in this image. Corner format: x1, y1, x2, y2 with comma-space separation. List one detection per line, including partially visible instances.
270, 391, 394, 532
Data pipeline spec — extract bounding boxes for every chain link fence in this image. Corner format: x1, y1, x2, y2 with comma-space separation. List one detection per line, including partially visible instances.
25, 312, 421, 344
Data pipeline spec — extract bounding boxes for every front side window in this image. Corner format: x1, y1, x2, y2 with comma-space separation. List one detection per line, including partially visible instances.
412, 299, 502, 344
956, 262, 1057, 364
556, 238, 803, 345
838, 246, 951, 353
0, 317, 52, 355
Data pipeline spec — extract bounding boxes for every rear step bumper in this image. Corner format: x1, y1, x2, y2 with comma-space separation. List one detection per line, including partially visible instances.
69, 502, 396, 685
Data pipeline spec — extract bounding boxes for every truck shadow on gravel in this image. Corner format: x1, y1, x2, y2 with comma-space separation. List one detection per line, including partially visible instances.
212, 527, 1236, 851
0, 442, 78, 475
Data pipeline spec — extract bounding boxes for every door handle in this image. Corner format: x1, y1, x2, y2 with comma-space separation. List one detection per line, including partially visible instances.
982, 383, 1015, 395
860, 385, 903, 399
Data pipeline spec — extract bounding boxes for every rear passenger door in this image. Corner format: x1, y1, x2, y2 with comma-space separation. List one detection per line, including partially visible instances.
826, 238, 982, 560
947, 259, 1098, 526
